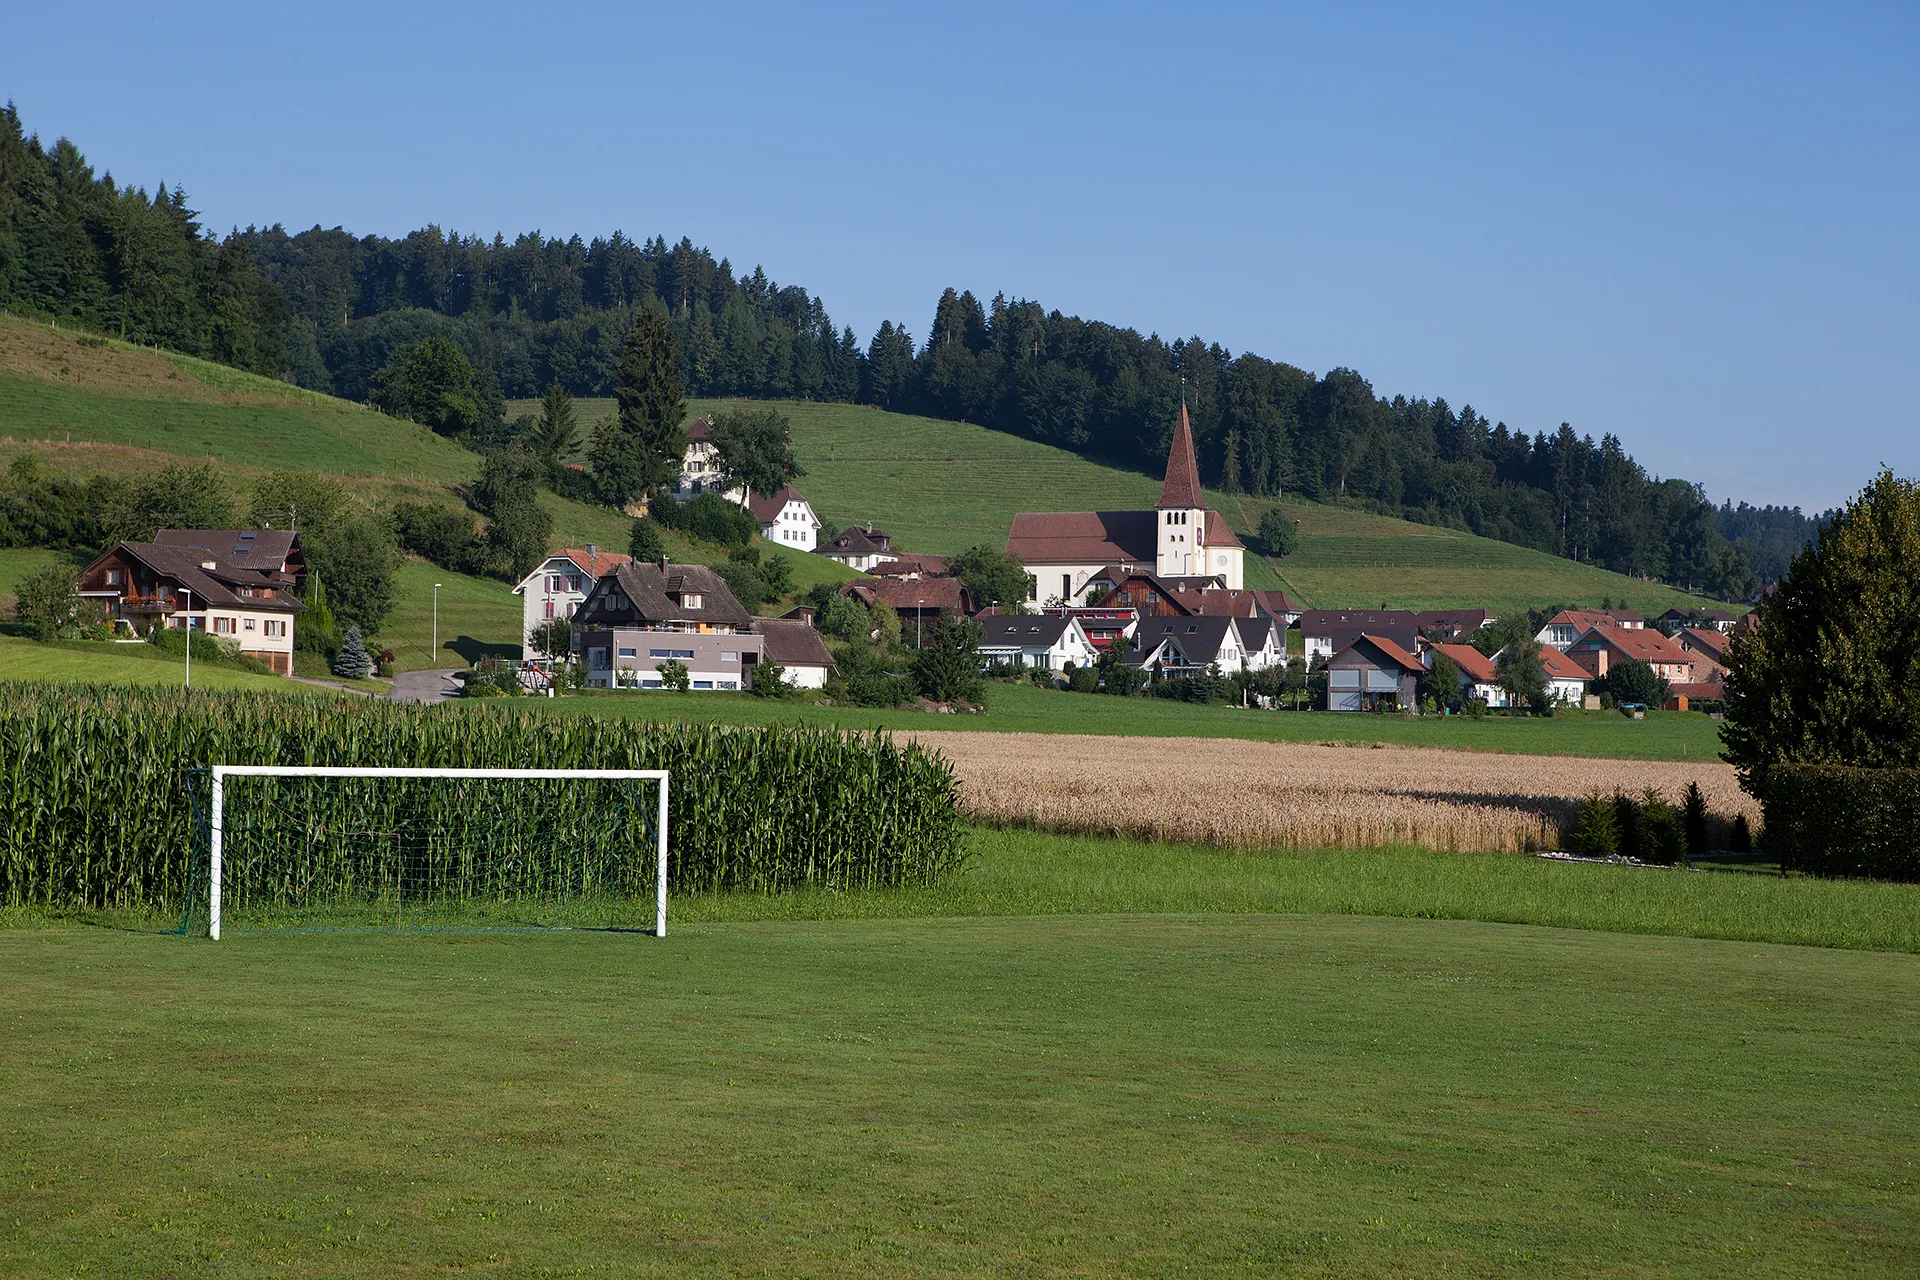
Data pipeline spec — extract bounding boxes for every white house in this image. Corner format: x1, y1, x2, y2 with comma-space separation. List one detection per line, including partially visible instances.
671, 416, 744, 503
1298, 609, 1419, 663
1426, 641, 1509, 707
1004, 404, 1244, 608
1535, 608, 1646, 650
757, 617, 836, 689
512, 546, 631, 650
979, 614, 1099, 673
818, 525, 896, 572
744, 484, 821, 552
1128, 616, 1275, 675
1540, 645, 1594, 706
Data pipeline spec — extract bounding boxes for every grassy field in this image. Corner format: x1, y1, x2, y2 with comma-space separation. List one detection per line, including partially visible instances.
0, 632, 300, 691
5, 828, 1918, 1277
0, 545, 69, 602
526, 396, 1731, 615
529, 679, 1729, 761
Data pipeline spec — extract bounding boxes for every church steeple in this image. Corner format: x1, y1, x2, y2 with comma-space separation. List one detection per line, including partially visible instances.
1157, 402, 1204, 510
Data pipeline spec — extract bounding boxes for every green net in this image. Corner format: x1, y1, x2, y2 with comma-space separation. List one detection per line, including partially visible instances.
178, 773, 662, 935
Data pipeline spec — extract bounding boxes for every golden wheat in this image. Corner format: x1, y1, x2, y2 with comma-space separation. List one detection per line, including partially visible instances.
909, 731, 1761, 853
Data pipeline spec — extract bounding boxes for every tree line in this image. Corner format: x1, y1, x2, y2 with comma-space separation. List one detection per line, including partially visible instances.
2, 103, 1819, 597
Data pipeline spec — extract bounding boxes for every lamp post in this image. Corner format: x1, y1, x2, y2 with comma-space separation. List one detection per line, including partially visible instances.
180, 588, 192, 688
433, 583, 443, 661
916, 599, 924, 649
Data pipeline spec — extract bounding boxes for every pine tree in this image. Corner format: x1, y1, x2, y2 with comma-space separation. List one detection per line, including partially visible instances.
1681, 781, 1710, 855
594, 306, 686, 507
331, 624, 372, 679
534, 379, 578, 465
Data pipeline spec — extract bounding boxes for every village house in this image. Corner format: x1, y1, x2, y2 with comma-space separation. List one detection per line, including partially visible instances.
511, 545, 631, 649
1325, 634, 1426, 712
81, 529, 305, 674
1654, 606, 1740, 636
1040, 605, 1138, 655
818, 525, 896, 572
979, 614, 1099, 673
1540, 645, 1594, 706
1425, 642, 1507, 707
866, 553, 949, 579
1299, 609, 1419, 663
1535, 608, 1646, 650
743, 484, 821, 551
756, 617, 836, 689
1564, 625, 1694, 686
573, 559, 763, 690
841, 576, 973, 641
1414, 609, 1492, 641
1082, 567, 1294, 623
1130, 615, 1283, 676
670, 416, 743, 503
1005, 404, 1245, 607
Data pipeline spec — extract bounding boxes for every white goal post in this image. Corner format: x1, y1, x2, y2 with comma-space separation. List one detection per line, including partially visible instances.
206, 765, 670, 941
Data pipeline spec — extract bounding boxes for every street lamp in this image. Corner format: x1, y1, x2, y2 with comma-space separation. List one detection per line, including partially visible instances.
916, 599, 924, 649
433, 583, 443, 661
179, 587, 192, 688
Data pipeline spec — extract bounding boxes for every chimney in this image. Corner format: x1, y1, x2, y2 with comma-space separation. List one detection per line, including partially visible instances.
659, 555, 669, 573
585, 543, 597, 558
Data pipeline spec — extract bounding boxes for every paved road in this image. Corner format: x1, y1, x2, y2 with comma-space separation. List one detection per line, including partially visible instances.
387, 668, 464, 703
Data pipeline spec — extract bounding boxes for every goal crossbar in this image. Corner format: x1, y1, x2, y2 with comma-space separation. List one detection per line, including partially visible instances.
207, 765, 670, 941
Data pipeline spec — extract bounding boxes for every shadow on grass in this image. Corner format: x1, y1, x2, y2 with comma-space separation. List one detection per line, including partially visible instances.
448, 634, 522, 665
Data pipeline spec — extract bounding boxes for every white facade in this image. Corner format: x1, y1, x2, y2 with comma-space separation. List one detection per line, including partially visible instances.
751, 493, 821, 552
1155, 508, 1244, 587
513, 551, 628, 649
672, 433, 745, 503
169, 606, 294, 665
979, 617, 1099, 673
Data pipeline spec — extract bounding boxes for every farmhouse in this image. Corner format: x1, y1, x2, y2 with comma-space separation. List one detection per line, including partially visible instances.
1425, 642, 1507, 706
979, 614, 1099, 673
574, 559, 763, 690
1299, 609, 1418, 663
1325, 634, 1426, 712
818, 524, 895, 572
1083, 567, 1290, 621
1005, 404, 1244, 607
744, 484, 821, 551
757, 617, 836, 689
842, 576, 973, 639
511, 545, 630, 648
81, 530, 305, 675
1654, 606, 1739, 635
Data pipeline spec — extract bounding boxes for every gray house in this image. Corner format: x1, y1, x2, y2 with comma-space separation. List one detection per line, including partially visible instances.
1325, 633, 1426, 712
574, 560, 763, 690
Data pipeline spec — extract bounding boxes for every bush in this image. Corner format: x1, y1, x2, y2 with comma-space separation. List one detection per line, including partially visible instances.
11, 565, 83, 642
629, 516, 665, 564
1065, 662, 1099, 693
1566, 791, 1620, 857
654, 493, 756, 547
1682, 781, 1710, 855
1606, 658, 1670, 708
1761, 764, 1920, 881
750, 661, 789, 699
657, 659, 691, 692
1257, 507, 1298, 557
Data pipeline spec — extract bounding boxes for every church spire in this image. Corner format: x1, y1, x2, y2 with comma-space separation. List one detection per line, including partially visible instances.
1156, 401, 1203, 510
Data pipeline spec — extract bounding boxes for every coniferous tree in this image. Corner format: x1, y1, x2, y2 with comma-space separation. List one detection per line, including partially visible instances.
533, 379, 579, 466
331, 625, 373, 679
592, 305, 685, 507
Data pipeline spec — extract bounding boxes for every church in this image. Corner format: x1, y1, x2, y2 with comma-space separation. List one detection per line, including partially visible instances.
1004, 405, 1244, 606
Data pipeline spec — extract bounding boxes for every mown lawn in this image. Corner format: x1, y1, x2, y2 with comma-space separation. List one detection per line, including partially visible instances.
530, 679, 1730, 762
0, 632, 301, 692
5, 836, 1916, 1277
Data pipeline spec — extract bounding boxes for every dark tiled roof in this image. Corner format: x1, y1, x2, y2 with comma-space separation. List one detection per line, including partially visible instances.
1251, 590, 1299, 617
588, 561, 753, 626
1157, 403, 1204, 510
1133, 615, 1240, 667
1414, 609, 1491, 636
743, 484, 812, 524
757, 617, 835, 668
153, 528, 299, 576
981, 615, 1075, 648
819, 526, 892, 557
844, 577, 971, 613
1299, 609, 1419, 634
106, 541, 304, 612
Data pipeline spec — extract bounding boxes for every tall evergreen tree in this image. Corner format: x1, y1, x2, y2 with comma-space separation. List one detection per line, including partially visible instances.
592, 305, 685, 508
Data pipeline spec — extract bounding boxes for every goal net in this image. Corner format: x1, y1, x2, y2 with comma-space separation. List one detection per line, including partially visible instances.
181, 767, 669, 938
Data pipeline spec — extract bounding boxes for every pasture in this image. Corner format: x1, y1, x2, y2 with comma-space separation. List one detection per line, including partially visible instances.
5, 827, 1919, 1277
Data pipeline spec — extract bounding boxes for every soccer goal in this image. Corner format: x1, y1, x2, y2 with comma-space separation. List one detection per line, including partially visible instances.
188, 766, 669, 939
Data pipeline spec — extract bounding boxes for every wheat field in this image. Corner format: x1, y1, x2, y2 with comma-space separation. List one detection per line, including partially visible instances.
909, 730, 1761, 853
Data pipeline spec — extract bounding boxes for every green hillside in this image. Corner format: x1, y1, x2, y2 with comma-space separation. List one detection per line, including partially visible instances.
528, 396, 1735, 616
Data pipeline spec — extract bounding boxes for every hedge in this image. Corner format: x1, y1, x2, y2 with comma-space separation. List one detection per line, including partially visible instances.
1762, 763, 1920, 882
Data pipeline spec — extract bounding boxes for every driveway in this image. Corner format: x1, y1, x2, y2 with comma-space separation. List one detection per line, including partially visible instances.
387, 668, 464, 703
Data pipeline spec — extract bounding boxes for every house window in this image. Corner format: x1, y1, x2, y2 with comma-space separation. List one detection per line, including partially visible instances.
692, 680, 714, 690
243, 618, 256, 632
1062, 574, 1072, 599
569, 575, 584, 592
618, 648, 637, 658
105, 568, 123, 586
683, 593, 703, 609
214, 617, 237, 635
589, 650, 610, 670
650, 648, 694, 659
545, 600, 556, 619
720, 652, 736, 662
266, 620, 286, 638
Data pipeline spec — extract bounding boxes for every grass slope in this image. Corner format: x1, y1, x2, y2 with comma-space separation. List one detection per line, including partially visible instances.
5, 864, 1916, 1276
0, 633, 301, 692
526, 396, 1732, 616
530, 679, 1728, 761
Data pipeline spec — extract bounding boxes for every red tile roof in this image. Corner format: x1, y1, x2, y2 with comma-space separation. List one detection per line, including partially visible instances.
844, 577, 972, 614
1428, 642, 1498, 683
1157, 403, 1204, 510
1006, 510, 1158, 565
1572, 624, 1692, 666
1347, 633, 1426, 673
556, 547, 632, 578
1539, 646, 1590, 681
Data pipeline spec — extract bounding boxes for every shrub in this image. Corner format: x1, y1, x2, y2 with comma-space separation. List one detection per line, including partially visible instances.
654, 493, 756, 547
749, 661, 789, 699
0, 683, 964, 908
657, 659, 691, 692
11, 565, 83, 642
1607, 658, 1670, 708
1730, 813, 1753, 854
628, 515, 665, 563
1761, 764, 1920, 881
1566, 791, 1620, 857
1065, 662, 1099, 694
1682, 781, 1710, 854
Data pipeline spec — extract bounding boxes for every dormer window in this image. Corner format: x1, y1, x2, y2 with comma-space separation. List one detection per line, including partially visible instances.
682, 593, 703, 610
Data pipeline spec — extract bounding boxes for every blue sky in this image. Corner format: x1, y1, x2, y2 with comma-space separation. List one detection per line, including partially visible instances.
4, 1, 1914, 510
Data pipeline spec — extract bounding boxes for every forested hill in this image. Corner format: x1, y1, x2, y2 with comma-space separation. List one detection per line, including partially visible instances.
1, 103, 1815, 596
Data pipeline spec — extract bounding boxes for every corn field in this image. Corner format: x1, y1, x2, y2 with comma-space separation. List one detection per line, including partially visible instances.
912, 730, 1762, 853
0, 683, 963, 911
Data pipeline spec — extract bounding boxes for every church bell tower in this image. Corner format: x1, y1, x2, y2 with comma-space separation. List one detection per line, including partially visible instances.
1156, 402, 1207, 578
